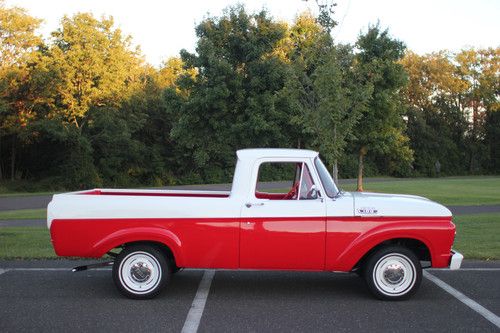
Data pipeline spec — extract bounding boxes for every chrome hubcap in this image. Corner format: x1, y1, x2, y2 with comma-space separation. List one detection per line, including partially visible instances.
130, 262, 152, 283
118, 251, 162, 295
383, 263, 405, 284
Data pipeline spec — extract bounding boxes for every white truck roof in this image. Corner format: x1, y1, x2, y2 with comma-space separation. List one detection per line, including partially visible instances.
237, 148, 319, 160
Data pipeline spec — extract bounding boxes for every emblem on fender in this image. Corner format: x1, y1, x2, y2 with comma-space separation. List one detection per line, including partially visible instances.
357, 207, 378, 214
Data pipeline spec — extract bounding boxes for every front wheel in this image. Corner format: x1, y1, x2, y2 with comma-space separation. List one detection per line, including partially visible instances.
112, 245, 171, 299
363, 246, 422, 301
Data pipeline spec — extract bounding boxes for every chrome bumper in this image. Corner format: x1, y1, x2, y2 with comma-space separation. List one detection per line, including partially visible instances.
449, 250, 463, 270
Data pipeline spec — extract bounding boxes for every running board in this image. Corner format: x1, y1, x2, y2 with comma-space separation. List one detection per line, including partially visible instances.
72, 261, 114, 272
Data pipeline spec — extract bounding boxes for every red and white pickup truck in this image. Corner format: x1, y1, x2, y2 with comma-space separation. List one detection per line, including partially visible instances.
48, 149, 462, 300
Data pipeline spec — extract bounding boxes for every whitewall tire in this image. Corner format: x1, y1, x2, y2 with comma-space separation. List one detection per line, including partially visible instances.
364, 246, 422, 301
112, 245, 170, 299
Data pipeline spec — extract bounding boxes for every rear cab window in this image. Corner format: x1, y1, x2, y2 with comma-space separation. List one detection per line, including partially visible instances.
255, 161, 319, 200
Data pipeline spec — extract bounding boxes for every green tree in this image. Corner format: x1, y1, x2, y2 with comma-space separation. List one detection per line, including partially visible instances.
354, 25, 412, 191
280, 12, 334, 150
401, 48, 499, 175
117, 60, 193, 186
30, 13, 148, 188
485, 110, 500, 172
171, 6, 292, 182
456, 48, 499, 172
308, 45, 371, 183
0, 0, 42, 179
45, 13, 143, 128
401, 51, 468, 176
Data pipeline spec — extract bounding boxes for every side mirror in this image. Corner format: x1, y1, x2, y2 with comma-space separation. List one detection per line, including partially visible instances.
307, 185, 319, 200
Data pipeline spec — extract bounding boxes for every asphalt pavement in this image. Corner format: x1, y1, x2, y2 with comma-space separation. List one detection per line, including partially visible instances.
0, 260, 498, 332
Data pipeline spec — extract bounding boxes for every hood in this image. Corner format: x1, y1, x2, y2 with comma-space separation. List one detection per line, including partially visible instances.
349, 191, 451, 217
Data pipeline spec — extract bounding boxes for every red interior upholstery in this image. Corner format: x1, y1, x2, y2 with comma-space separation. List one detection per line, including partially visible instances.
255, 191, 287, 200
78, 190, 229, 198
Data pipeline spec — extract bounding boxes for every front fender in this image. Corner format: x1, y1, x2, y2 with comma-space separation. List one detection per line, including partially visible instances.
336, 230, 433, 271
326, 217, 454, 271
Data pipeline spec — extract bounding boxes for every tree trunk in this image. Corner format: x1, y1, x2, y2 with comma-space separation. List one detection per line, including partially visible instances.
332, 159, 339, 186
10, 136, 16, 180
469, 152, 474, 174
357, 147, 367, 192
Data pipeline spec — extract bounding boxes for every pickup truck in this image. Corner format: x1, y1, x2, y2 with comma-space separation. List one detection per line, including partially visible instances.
48, 148, 463, 300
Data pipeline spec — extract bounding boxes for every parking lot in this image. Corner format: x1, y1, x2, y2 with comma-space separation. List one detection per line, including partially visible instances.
0, 260, 499, 332
1, 182, 499, 332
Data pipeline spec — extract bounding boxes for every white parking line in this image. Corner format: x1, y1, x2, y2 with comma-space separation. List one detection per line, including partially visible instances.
424, 271, 500, 329
0, 268, 8, 275
181, 270, 215, 333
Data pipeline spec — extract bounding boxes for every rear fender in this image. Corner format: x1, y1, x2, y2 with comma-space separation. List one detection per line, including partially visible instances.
91, 227, 184, 265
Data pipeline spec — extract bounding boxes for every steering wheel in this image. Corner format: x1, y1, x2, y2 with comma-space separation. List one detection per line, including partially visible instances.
283, 182, 299, 200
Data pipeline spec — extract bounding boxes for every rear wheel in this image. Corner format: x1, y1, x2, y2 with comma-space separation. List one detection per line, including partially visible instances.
363, 246, 422, 301
112, 244, 170, 299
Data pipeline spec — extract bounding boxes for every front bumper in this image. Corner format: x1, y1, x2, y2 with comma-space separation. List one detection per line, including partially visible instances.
449, 250, 463, 270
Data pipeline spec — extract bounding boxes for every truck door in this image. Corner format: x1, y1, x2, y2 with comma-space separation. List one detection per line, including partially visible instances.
240, 160, 326, 270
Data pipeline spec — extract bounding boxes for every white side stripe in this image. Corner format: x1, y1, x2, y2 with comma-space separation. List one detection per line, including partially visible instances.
424, 271, 500, 329
0, 268, 9, 275
181, 270, 215, 333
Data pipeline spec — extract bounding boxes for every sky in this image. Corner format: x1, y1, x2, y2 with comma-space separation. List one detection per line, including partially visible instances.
5, 0, 500, 67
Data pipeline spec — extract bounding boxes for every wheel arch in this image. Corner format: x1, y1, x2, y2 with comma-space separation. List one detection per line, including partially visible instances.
353, 237, 432, 271
114, 240, 178, 268
90, 227, 184, 266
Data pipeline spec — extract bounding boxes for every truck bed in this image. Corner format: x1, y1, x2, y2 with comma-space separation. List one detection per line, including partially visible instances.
76, 188, 230, 198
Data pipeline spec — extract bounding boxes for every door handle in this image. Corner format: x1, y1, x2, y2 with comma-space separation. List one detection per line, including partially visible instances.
245, 202, 265, 208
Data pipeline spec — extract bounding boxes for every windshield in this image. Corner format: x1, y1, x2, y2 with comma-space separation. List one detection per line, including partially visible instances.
314, 157, 339, 198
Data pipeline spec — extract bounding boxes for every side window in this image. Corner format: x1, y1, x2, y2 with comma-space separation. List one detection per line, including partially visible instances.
255, 162, 317, 200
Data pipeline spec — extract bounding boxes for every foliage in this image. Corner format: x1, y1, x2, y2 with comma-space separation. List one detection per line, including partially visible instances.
352, 25, 413, 190
171, 6, 292, 182
310, 45, 371, 181
0, 0, 42, 180
0, 2, 498, 191
45, 13, 143, 127
401, 48, 499, 176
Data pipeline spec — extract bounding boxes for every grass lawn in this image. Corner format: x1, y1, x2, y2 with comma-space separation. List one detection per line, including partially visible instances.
0, 208, 47, 220
0, 227, 55, 258
453, 213, 500, 260
340, 176, 500, 206
0, 213, 497, 260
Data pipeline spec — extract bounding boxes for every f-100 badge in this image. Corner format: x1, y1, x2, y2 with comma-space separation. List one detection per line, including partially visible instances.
357, 207, 378, 214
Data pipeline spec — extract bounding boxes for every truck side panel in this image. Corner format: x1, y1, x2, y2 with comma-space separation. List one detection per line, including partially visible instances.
50, 217, 240, 268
